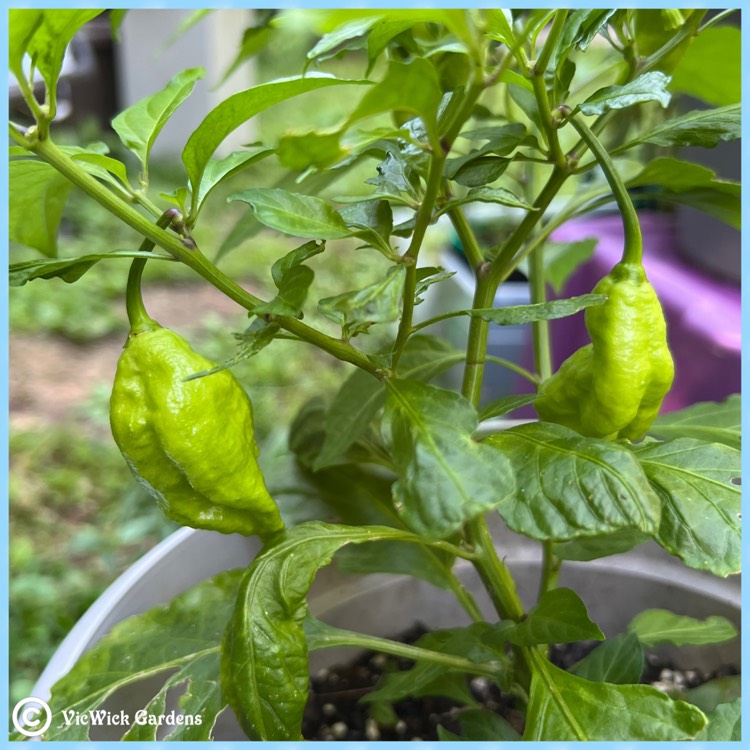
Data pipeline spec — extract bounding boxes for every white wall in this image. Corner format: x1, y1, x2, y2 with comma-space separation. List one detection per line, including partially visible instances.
115, 9, 256, 158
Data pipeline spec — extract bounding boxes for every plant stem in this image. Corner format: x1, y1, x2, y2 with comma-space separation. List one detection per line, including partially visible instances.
531, 75, 565, 165
490, 165, 569, 286
16, 132, 386, 379
455, 156, 575, 692
539, 544, 562, 599
636, 10, 706, 74
533, 10, 568, 76
308, 621, 505, 680
567, 115, 642, 265
459, 266, 496, 408
392, 63, 489, 370
13, 75, 46, 125
698, 8, 737, 33
466, 517, 525, 622
125, 210, 180, 333
445, 574, 486, 623
529, 11, 569, 166
528, 239, 562, 599
529, 243, 552, 383
447, 204, 485, 269
485, 355, 539, 386
391, 151, 447, 370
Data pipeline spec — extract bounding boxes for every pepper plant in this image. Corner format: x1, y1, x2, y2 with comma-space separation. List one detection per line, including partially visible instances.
9, 8, 741, 742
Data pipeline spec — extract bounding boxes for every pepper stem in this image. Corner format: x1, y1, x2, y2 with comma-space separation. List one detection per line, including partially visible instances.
568, 114, 643, 266
125, 210, 182, 333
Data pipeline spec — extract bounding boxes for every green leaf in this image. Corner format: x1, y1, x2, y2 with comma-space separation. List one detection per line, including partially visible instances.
112, 67, 205, 176
9, 9, 43, 80
279, 437, 397, 528
631, 438, 741, 577
647, 395, 740, 450
538, 238, 598, 295
42, 569, 243, 740
318, 266, 406, 335
572, 633, 644, 684
229, 187, 352, 239
450, 708, 521, 741
246, 240, 326, 318
630, 156, 735, 192
26, 10, 103, 102
670, 26, 740, 106
221, 521, 417, 740
438, 186, 535, 215
218, 11, 276, 85
336, 538, 456, 591
469, 294, 606, 326
195, 319, 281, 378
121, 652, 222, 741
385, 381, 515, 539
195, 147, 274, 216
10, 144, 132, 195
628, 610, 737, 648
306, 16, 377, 65
108, 10, 127, 41
347, 58, 442, 142
364, 10, 476, 68
509, 83, 544, 134
361, 623, 511, 704
684, 675, 742, 715
478, 393, 537, 422
183, 75, 370, 200
695, 699, 742, 741
365, 150, 422, 199
524, 660, 706, 740
505, 588, 604, 646
9, 160, 74, 256
10, 251, 175, 286
270, 239, 325, 287
485, 9, 515, 46
313, 371, 385, 470
619, 104, 741, 150
448, 157, 511, 188
627, 157, 740, 229
277, 129, 345, 171
484, 422, 661, 542
552, 528, 649, 562
551, 10, 616, 68
339, 199, 394, 257
68, 149, 131, 191
447, 123, 528, 178
253, 266, 314, 318
578, 71, 671, 116
315, 336, 463, 470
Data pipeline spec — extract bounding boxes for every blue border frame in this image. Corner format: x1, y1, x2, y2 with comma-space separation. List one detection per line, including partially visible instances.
2, 1, 745, 748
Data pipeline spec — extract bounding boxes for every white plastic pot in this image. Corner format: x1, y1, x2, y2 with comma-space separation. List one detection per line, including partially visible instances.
33, 520, 740, 741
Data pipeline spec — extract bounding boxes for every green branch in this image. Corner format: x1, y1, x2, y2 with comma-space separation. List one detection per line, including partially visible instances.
533, 10, 568, 76
125, 210, 180, 333
15, 133, 386, 379
490, 165, 570, 286
567, 115, 642, 265
391, 151, 447, 371
307, 620, 505, 680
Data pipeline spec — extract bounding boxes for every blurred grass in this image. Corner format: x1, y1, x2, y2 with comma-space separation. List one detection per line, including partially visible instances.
9, 427, 179, 710
8, 18, 411, 710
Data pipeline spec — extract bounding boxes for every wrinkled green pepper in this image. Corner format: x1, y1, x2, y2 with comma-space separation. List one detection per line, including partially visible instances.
110, 229, 283, 538
534, 261, 674, 441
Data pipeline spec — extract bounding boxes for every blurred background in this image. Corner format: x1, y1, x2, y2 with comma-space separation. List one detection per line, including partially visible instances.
8, 9, 740, 711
